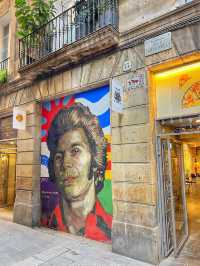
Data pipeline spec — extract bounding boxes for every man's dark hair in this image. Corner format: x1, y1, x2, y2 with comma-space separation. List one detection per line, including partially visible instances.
47, 102, 107, 193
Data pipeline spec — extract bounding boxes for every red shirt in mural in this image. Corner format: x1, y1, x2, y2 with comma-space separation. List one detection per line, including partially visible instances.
41, 199, 112, 243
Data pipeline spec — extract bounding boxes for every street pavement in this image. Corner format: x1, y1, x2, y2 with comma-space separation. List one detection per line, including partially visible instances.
1, 219, 199, 266
0, 219, 152, 266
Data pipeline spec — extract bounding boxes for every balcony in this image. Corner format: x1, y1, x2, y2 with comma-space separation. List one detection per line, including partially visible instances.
0, 58, 9, 86
18, 0, 119, 81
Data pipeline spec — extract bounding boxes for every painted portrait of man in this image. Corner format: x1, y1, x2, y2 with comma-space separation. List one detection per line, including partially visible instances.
40, 86, 112, 243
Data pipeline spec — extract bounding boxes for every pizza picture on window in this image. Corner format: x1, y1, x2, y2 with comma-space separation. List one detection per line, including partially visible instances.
182, 81, 200, 108
179, 74, 191, 88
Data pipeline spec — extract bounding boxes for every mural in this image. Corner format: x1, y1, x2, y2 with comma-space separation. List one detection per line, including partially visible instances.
40, 85, 112, 242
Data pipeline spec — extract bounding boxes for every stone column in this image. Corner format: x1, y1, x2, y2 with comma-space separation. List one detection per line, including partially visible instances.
111, 69, 159, 265
13, 102, 41, 226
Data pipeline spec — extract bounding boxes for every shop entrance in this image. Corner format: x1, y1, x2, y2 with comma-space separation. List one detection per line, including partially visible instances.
157, 115, 200, 259
0, 140, 17, 221
0, 115, 17, 221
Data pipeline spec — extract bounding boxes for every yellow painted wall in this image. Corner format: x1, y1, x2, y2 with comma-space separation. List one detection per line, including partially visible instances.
0, 144, 16, 206
7, 153, 16, 206
183, 144, 193, 178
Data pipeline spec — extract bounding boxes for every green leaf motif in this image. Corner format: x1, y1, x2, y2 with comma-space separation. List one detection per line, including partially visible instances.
15, 0, 56, 39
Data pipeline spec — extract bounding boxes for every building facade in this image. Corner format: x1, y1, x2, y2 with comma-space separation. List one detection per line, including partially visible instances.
0, 0, 200, 264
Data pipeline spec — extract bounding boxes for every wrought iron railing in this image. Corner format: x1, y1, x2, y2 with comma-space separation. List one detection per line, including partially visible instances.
0, 58, 9, 85
0, 58, 9, 71
19, 0, 119, 68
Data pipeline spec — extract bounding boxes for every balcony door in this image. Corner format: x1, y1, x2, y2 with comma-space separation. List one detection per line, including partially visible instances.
1, 24, 9, 62
158, 137, 188, 257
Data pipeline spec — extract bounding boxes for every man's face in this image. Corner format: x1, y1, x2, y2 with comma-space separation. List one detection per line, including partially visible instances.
53, 128, 92, 200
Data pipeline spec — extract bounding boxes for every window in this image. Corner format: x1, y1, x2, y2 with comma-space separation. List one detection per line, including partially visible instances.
0, 12, 10, 63
55, 0, 73, 15
1, 24, 9, 61
176, 0, 193, 7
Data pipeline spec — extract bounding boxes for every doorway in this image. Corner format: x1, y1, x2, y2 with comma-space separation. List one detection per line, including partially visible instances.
0, 139, 17, 221
157, 115, 200, 259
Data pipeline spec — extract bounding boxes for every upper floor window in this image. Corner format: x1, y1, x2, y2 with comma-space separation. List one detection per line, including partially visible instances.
0, 13, 10, 79
0, 12, 10, 64
1, 24, 9, 61
55, 0, 71, 14
176, 0, 193, 7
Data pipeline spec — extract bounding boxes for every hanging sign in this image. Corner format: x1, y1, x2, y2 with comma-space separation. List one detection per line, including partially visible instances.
127, 74, 146, 91
111, 79, 123, 113
13, 107, 26, 130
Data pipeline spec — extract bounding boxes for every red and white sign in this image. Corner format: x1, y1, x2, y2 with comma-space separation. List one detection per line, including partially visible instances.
127, 74, 145, 90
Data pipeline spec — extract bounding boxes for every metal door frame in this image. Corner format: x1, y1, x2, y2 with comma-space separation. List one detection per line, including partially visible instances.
0, 140, 17, 208
157, 133, 192, 258
168, 139, 188, 257
157, 135, 173, 258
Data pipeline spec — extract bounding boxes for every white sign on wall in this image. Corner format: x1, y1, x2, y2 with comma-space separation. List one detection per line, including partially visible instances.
127, 74, 146, 90
111, 79, 123, 113
145, 32, 172, 57
13, 107, 26, 130
123, 60, 132, 72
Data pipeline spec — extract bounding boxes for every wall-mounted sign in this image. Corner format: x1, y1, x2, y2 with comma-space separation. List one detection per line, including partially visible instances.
145, 32, 172, 57
111, 79, 123, 113
155, 61, 200, 119
13, 107, 26, 130
123, 60, 132, 72
127, 74, 146, 90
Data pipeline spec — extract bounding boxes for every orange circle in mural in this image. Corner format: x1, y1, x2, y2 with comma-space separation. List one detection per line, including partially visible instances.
16, 114, 23, 122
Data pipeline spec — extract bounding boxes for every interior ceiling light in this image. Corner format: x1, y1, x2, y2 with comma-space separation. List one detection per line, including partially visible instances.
155, 62, 200, 79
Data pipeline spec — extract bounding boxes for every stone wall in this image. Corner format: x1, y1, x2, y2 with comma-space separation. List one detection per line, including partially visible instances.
0, 0, 10, 18
119, 0, 194, 32
13, 102, 41, 226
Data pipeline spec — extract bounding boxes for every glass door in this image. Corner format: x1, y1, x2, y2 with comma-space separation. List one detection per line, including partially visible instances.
169, 140, 188, 256
157, 137, 174, 257
0, 153, 9, 206
158, 137, 188, 257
